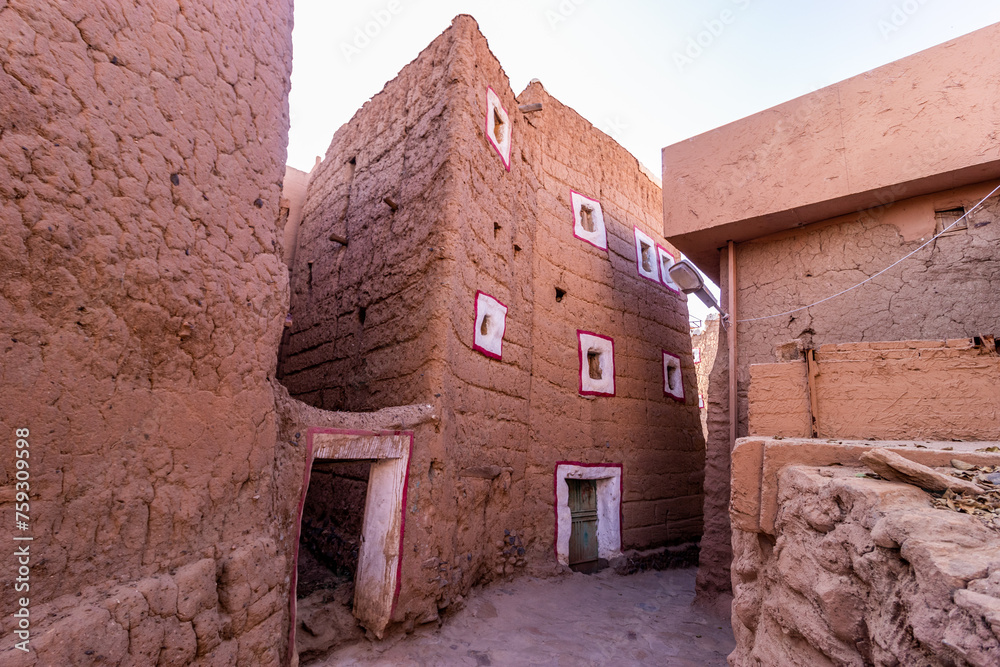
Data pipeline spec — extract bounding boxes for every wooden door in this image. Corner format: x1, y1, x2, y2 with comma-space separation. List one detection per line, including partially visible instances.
568, 479, 598, 571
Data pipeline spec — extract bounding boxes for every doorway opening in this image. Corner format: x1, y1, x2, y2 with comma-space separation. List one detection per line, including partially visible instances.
295, 460, 370, 661
567, 479, 599, 573
288, 429, 413, 665
554, 463, 622, 572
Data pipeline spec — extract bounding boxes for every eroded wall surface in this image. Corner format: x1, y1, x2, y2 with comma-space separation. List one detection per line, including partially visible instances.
700, 184, 1000, 596
731, 462, 1000, 666
692, 316, 719, 438
0, 1, 296, 664
516, 81, 704, 551
279, 15, 704, 623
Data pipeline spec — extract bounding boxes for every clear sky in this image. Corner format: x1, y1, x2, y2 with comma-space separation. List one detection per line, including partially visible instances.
285, 0, 1000, 321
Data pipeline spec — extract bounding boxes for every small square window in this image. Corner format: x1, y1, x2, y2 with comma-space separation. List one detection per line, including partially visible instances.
473, 291, 508, 359
934, 207, 967, 236
656, 245, 681, 294
693, 347, 701, 364
485, 87, 511, 171
570, 191, 608, 251
578, 331, 615, 396
662, 351, 684, 402
633, 227, 660, 284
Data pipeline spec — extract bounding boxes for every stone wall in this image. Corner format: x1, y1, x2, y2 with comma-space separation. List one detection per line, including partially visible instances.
0, 0, 296, 664
729, 437, 1000, 666
749, 338, 1000, 441
279, 15, 704, 620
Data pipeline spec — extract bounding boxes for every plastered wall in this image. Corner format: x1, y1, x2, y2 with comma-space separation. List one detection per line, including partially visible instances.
0, 0, 297, 664
749, 339, 1000, 441
279, 15, 704, 623
699, 183, 1000, 596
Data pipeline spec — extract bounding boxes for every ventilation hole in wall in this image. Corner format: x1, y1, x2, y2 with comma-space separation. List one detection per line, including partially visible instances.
555, 287, 566, 302
348, 156, 357, 167
640, 241, 653, 273
480, 314, 491, 336
513, 244, 522, 254
494, 222, 501, 238
579, 205, 595, 233
587, 350, 602, 380
973, 336, 983, 347
358, 306, 367, 325
493, 107, 505, 144
666, 364, 680, 393
935, 206, 967, 235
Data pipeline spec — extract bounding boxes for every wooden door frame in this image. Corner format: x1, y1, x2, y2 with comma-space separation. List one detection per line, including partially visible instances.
287, 428, 413, 664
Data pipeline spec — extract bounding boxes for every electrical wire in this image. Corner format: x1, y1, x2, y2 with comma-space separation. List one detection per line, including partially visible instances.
735, 182, 1000, 323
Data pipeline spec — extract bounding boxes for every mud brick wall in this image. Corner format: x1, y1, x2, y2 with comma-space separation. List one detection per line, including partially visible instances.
279, 15, 705, 620
730, 455, 1000, 666
692, 316, 720, 438
300, 462, 370, 578
699, 184, 1000, 597
0, 1, 296, 665
279, 24, 457, 412
749, 339, 1000, 441
516, 82, 703, 551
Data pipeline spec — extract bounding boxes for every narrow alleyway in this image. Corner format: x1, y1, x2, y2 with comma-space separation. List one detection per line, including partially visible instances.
308, 567, 735, 666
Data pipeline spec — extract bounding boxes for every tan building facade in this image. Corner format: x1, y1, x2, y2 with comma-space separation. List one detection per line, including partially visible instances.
279, 15, 705, 626
662, 22, 1000, 597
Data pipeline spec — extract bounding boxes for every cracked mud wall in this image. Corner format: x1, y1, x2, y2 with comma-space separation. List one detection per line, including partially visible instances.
699, 183, 1000, 597
0, 0, 296, 665
731, 464, 1000, 666
279, 15, 704, 625
692, 316, 719, 438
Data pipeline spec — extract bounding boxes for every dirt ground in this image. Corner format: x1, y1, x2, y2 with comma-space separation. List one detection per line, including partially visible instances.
305, 567, 735, 666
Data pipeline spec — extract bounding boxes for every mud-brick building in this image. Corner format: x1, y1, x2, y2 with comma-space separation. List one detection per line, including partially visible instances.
279, 14, 704, 621
661, 22, 1000, 598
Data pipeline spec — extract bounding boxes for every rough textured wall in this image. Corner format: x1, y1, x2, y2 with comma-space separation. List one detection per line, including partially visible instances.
278, 15, 704, 620
278, 23, 456, 411
517, 81, 703, 553
700, 183, 1000, 597
0, 0, 294, 665
692, 316, 720, 437
747, 361, 811, 438
731, 464, 1000, 666
697, 248, 735, 598
750, 339, 1000, 441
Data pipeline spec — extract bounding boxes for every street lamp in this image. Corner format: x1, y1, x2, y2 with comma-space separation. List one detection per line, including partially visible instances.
667, 259, 727, 324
